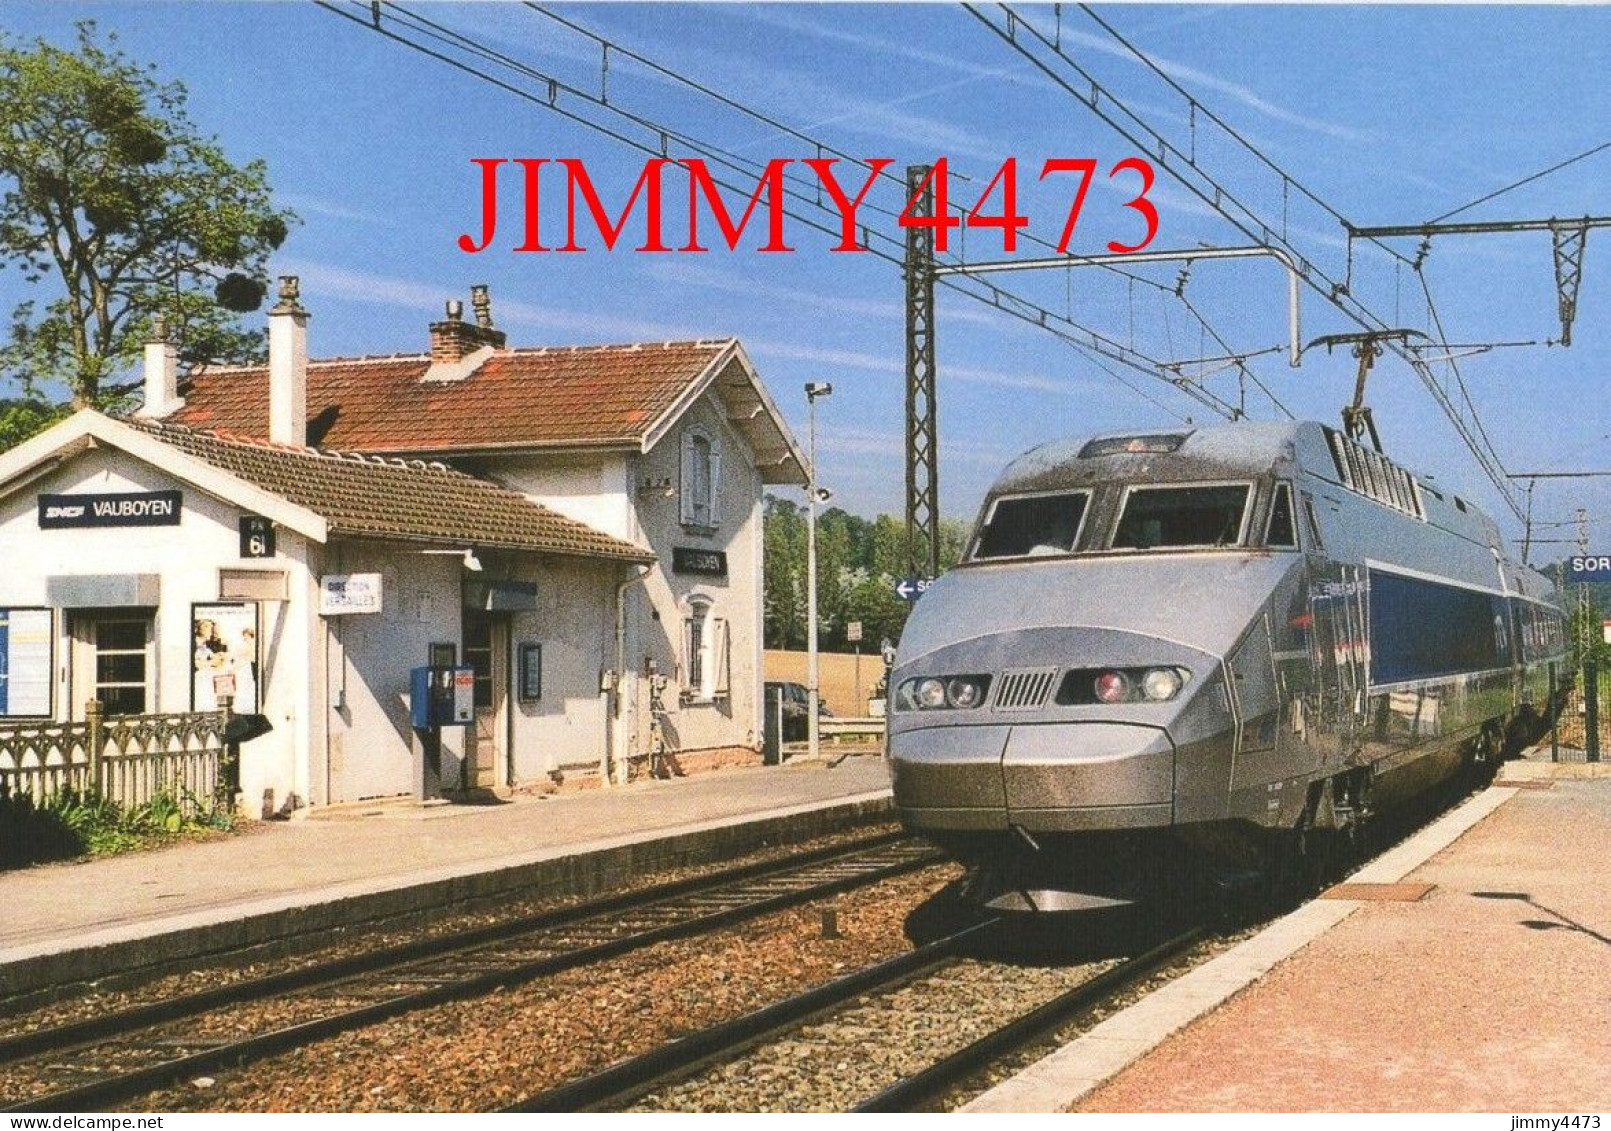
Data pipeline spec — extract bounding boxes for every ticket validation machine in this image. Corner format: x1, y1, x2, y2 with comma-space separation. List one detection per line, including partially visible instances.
410, 665, 475, 799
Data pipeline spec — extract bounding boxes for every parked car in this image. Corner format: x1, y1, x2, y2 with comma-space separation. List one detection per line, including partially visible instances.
764, 681, 830, 742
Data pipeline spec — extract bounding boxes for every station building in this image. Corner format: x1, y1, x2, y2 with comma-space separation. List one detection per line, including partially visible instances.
0, 279, 807, 812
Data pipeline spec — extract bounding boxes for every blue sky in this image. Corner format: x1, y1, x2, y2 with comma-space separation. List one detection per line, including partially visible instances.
3, 3, 1608, 558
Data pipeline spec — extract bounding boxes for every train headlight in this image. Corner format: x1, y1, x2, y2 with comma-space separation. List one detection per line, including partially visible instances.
945, 677, 987, 709
1094, 670, 1131, 704
1057, 666, 1192, 706
897, 675, 992, 710
1141, 667, 1184, 702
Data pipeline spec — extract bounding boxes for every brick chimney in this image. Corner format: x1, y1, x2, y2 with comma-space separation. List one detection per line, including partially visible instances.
137, 314, 182, 418
268, 276, 309, 446
424, 285, 506, 382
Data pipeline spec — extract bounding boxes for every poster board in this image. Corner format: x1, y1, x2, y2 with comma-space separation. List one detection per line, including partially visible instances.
0, 608, 53, 718
192, 602, 261, 712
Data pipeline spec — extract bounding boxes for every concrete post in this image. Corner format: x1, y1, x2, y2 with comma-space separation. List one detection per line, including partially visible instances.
85, 699, 104, 796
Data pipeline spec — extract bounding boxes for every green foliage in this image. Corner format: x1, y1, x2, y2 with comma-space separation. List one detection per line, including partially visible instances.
0, 782, 234, 869
1569, 592, 1611, 669
763, 494, 974, 652
0, 22, 297, 406
0, 395, 69, 452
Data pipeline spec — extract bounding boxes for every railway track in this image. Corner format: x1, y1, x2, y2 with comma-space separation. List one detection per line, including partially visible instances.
0, 833, 939, 1113
511, 922, 1204, 1112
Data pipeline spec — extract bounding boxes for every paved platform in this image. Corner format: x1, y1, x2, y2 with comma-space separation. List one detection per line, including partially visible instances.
968, 754, 1611, 1112
0, 756, 892, 997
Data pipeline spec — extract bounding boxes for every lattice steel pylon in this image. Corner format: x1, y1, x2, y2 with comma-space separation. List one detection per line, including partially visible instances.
1553, 221, 1588, 348
904, 164, 940, 579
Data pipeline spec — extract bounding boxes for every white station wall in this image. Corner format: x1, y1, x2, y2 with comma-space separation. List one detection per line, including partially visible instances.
0, 446, 311, 809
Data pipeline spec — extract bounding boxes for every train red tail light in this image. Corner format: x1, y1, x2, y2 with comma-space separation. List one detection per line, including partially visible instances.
1094, 670, 1131, 703
1056, 666, 1193, 706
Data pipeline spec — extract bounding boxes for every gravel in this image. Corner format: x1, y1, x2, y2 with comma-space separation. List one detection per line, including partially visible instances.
0, 822, 904, 1039
633, 956, 1125, 1112
123, 864, 961, 1112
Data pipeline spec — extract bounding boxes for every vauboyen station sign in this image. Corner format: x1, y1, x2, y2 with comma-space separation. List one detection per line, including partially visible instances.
38, 490, 183, 529
1568, 555, 1611, 584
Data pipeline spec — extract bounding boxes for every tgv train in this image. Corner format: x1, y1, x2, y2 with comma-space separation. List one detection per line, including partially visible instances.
887, 422, 1566, 909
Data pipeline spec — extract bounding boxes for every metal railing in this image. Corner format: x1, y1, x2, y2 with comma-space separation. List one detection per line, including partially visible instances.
1551, 661, 1605, 764
0, 701, 230, 809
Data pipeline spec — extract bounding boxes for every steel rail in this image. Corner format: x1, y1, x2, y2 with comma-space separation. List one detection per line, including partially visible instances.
1, 835, 938, 1113
0, 830, 912, 1063
506, 919, 1003, 1113
853, 924, 1206, 1112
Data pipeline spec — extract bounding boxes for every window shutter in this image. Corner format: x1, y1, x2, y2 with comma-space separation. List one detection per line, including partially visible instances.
709, 443, 723, 527
714, 617, 730, 696
680, 433, 697, 526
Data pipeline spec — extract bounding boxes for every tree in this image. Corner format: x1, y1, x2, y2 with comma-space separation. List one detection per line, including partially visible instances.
763, 496, 807, 649
763, 496, 979, 653
0, 23, 294, 408
0, 397, 69, 452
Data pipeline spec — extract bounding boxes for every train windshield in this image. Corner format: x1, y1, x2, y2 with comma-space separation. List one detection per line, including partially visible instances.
974, 492, 1089, 558
1112, 484, 1251, 550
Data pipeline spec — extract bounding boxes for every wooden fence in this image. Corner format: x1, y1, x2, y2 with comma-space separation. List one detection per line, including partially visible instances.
0, 701, 230, 810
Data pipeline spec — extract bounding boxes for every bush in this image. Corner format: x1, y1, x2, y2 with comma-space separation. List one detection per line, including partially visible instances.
0, 782, 235, 869
0, 787, 83, 865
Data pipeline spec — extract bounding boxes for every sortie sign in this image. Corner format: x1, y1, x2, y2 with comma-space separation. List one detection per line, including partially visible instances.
37, 490, 182, 529
1567, 555, 1611, 584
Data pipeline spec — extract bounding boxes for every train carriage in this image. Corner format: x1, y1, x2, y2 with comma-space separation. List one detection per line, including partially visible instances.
886, 421, 1566, 910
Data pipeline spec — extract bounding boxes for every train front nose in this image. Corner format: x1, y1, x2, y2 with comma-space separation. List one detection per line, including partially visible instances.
891, 720, 1175, 835
886, 630, 1221, 843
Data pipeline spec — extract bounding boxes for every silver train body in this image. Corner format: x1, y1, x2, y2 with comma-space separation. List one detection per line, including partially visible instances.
887, 421, 1566, 907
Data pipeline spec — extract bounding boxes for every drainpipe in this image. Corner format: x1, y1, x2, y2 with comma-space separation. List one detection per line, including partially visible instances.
608, 564, 651, 786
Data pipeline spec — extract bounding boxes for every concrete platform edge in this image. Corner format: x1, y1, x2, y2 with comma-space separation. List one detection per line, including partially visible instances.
0, 790, 893, 998
961, 784, 1517, 1113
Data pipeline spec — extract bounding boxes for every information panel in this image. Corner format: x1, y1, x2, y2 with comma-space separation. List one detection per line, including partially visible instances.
0, 608, 53, 718
192, 603, 261, 712
1568, 555, 1611, 584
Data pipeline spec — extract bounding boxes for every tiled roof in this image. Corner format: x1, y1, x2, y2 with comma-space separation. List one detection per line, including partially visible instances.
172, 340, 733, 453
126, 419, 653, 563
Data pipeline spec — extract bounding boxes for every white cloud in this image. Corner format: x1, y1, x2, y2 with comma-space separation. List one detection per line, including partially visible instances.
278, 193, 392, 227
275, 258, 700, 343
822, 425, 1008, 466
644, 260, 902, 320
1049, 25, 1374, 145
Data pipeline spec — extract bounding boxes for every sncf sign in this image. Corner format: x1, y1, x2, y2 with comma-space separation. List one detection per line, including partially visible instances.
38, 491, 182, 529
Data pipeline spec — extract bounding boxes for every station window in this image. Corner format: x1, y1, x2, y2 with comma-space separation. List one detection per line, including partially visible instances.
680, 426, 723, 530
87, 616, 152, 716
462, 612, 494, 709
681, 597, 729, 702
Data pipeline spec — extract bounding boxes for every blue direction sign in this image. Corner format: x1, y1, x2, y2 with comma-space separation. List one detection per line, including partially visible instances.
1568, 555, 1611, 584
894, 576, 933, 602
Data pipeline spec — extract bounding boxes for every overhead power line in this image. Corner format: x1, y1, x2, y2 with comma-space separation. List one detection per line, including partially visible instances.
1428, 140, 1611, 225
316, 1, 1277, 423
523, 3, 1287, 418
964, 2, 1525, 521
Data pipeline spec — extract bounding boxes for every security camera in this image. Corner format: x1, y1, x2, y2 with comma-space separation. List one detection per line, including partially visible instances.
805, 381, 833, 399
814, 487, 834, 504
